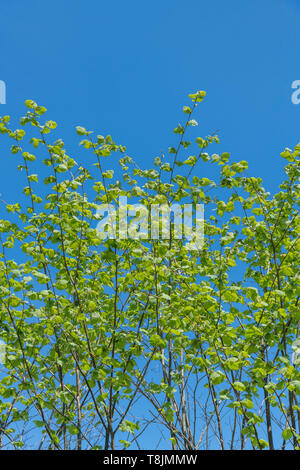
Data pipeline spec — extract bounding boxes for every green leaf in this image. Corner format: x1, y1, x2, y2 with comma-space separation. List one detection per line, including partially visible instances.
242, 399, 254, 409
211, 370, 226, 385
149, 334, 166, 349
76, 126, 87, 135
233, 381, 246, 392
282, 428, 293, 440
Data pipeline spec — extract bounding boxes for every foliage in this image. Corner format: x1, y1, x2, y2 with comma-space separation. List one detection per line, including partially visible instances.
0, 92, 299, 450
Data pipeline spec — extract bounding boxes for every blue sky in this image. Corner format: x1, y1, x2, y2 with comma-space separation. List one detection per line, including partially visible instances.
1, 0, 300, 207
0, 0, 299, 450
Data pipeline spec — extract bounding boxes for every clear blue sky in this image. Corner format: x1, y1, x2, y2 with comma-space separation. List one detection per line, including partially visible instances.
0, 0, 299, 450
1, 0, 300, 206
